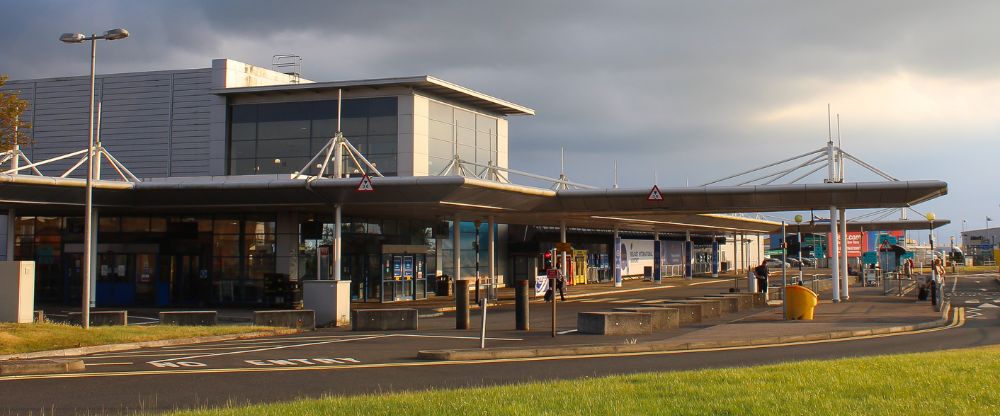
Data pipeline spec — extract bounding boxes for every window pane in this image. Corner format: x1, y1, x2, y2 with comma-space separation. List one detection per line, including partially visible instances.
231, 141, 255, 158
476, 114, 496, 133
429, 156, 449, 175
231, 105, 258, 123
369, 155, 397, 174
368, 116, 396, 135
312, 118, 338, 138
341, 117, 367, 137
231, 123, 256, 141
214, 235, 240, 257
230, 158, 257, 175
259, 102, 312, 122
458, 144, 475, 162
15, 216, 34, 236
214, 219, 240, 234
258, 120, 310, 140
476, 147, 491, 165
121, 217, 149, 232
457, 126, 474, 148
454, 108, 475, 129
367, 135, 397, 155
476, 131, 491, 150
150, 217, 167, 232
99, 217, 120, 233
367, 97, 397, 117
35, 217, 61, 235
428, 138, 454, 160
257, 138, 310, 158
429, 101, 453, 123
244, 220, 276, 235
429, 119, 453, 142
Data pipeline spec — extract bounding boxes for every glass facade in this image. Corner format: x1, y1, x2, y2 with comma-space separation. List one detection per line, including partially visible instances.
13, 215, 283, 306
428, 100, 499, 176
229, 97, 399, 176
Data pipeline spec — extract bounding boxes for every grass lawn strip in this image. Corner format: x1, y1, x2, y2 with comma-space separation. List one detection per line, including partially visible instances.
168, 345, 1000, 416
0, 323, 279, 355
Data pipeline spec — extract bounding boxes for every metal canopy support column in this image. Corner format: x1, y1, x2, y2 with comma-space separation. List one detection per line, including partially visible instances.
559, 220, 567, 290
333, 204, 342, 281
613, 225, 622, 287
653, 231, 662, 284
5, 209, 14, 261
453, 214, 461, 291
830, 206, 841, 302
839, 207, 849, 300
488, 215, 495, 300
684, 231, 693, 279
711, 234, 719, 278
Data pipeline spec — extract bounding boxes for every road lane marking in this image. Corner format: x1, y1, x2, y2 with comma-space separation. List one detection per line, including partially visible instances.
390, 334, 523, 341
146, 335, 391, 365
557, 329, 578, 335
5, 309, 964, 382
687, 280, 727, 286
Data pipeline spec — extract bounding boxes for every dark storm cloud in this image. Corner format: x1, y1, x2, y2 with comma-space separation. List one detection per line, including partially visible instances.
1, 1, 997, 237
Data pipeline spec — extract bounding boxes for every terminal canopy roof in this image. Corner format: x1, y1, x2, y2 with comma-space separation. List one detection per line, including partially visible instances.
0, 174, 948, 234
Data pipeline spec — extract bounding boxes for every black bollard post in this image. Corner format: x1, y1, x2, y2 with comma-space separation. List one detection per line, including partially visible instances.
515, 279, 529, 330
456, 279, 470, 329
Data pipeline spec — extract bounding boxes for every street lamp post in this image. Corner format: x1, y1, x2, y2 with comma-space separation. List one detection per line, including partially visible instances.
926, 212, 938, 309
60, 28, 129, 329
794, 214, 803, 284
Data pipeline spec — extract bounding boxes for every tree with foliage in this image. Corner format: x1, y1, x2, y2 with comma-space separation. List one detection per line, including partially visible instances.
0, 74, 32, 153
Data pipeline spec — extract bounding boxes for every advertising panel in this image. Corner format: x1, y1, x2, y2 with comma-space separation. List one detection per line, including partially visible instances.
619, 239, 655, 276
828, 232, 867, 258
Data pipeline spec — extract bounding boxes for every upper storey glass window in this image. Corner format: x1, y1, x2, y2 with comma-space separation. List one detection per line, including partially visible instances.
229, 97, 398, 176
427, 100, 498, 176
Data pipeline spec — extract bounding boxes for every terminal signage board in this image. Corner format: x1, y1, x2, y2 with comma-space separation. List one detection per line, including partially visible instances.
828, 231, 866, 258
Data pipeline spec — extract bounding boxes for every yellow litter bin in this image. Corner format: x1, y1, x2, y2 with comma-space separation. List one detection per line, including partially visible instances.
785, 285, 819, 320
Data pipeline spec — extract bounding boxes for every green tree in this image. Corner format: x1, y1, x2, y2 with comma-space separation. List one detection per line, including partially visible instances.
0, 74, 32, 153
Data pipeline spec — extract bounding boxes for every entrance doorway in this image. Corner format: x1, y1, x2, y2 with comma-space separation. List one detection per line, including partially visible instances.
380, 253, 427, 302
160, 255, 203, 306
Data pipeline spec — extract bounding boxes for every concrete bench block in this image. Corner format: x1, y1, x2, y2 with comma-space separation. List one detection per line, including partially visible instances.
159, 311, 217, 326
577, 312, 652, 335
696, 296, 741, 313
613, 307, 680, 330
352, 308, 418, 331
705, 293, 754, 310
68, 311, 127, 326
674, 299, 722, 318
658, 303, 702, 324
254, 310, 315, 330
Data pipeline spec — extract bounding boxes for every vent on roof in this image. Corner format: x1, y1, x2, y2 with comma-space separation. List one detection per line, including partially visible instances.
272, 54, 302, 84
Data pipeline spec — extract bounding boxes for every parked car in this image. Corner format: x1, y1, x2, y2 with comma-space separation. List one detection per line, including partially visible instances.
765, 258, 790, 268
799, 257, 817, 267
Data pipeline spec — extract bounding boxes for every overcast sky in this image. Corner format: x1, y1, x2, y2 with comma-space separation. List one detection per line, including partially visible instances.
2, 1, 998, 242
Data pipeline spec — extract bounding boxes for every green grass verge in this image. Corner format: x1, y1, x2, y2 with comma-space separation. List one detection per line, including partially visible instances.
168, 345, 1000, 416
0, 323, 280, 355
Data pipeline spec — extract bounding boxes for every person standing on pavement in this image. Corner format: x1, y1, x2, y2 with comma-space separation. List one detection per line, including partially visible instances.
753, 260, 769, 294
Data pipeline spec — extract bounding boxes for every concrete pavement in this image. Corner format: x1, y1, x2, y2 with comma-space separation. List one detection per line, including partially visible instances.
1, 273, 995, 415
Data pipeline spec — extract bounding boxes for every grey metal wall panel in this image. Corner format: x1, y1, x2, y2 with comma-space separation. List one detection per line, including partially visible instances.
3, 68, 217, 179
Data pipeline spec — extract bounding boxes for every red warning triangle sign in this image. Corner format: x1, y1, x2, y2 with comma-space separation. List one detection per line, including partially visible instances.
647, 185, 663, 201
356, 174, 375, 192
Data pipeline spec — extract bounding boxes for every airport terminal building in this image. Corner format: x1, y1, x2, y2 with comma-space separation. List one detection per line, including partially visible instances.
0, 59, 947, 309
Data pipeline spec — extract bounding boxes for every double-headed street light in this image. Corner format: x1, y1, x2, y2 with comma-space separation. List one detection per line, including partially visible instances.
60, 28, 129, 329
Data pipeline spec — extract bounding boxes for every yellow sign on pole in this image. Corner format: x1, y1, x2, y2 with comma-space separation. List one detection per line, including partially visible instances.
556, 242, 573, 254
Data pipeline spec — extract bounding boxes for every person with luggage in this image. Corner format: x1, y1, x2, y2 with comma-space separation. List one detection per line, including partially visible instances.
753, 260, 769, 294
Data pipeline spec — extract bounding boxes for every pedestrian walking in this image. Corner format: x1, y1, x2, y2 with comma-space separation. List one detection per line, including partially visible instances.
753, 260, 769, 294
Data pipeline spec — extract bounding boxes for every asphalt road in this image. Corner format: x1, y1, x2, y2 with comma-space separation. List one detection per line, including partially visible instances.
2, 274, 998, 415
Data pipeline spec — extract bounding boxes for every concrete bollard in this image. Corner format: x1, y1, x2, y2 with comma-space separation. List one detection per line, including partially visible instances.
456, 279, 470, 330
515, 279, 529, 330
